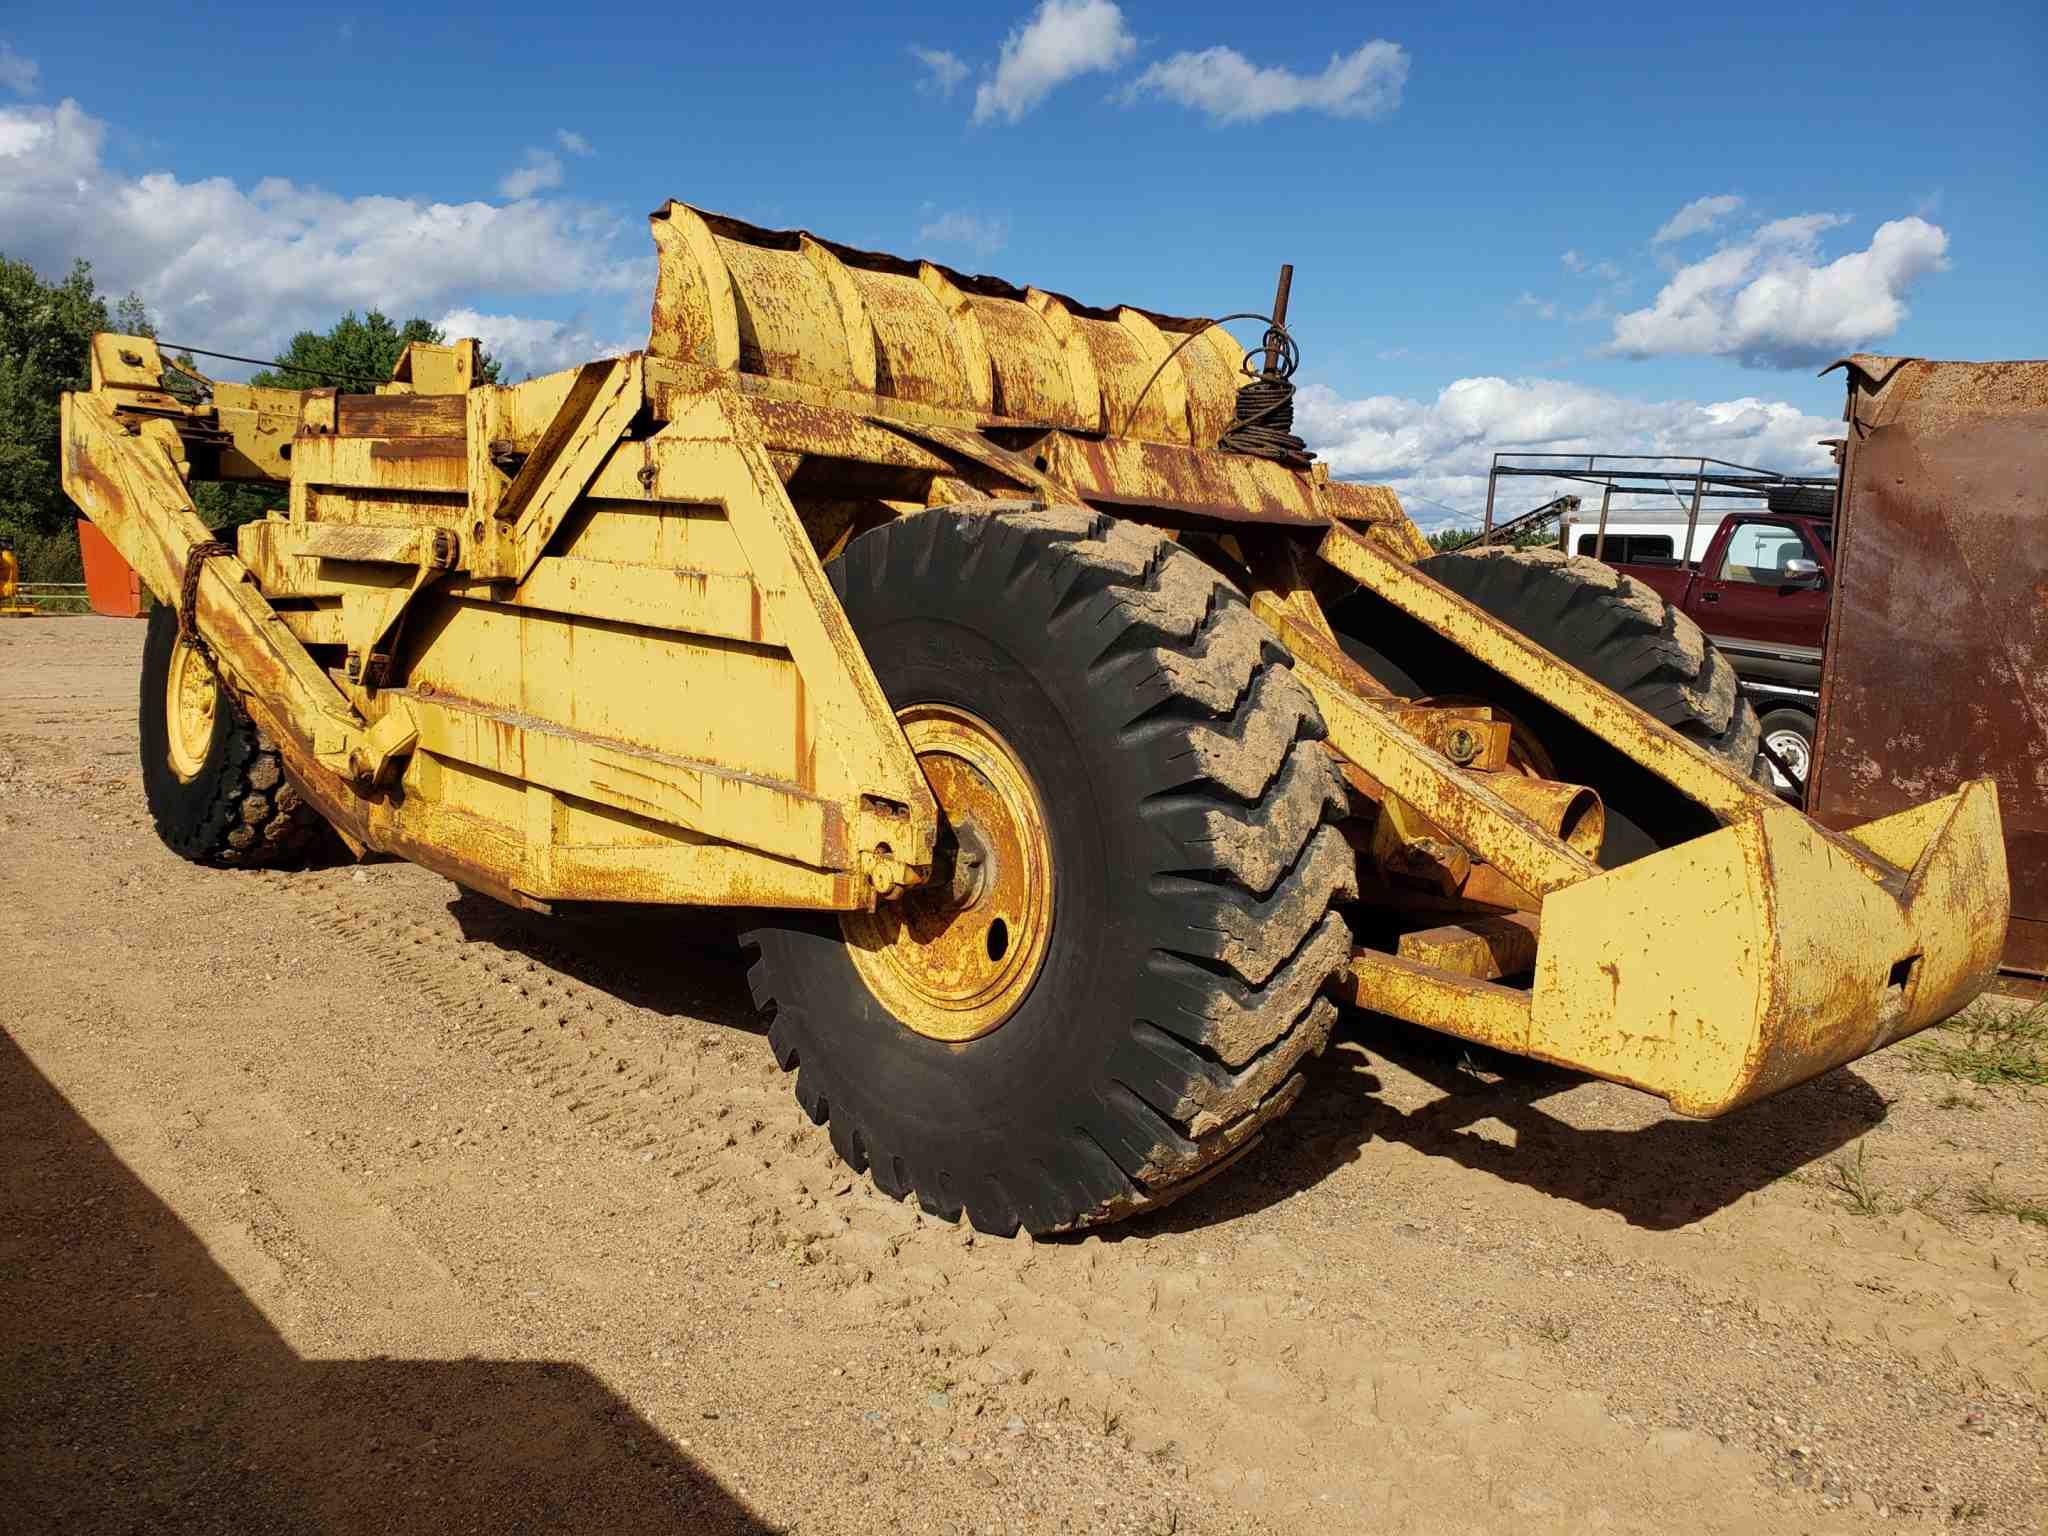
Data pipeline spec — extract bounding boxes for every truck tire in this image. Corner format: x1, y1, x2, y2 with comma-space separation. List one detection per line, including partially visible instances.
1756, 706, 1814, 797
139, 605, 327, 868
742, 506, 1356, 1235
1332, 547, 1763, 864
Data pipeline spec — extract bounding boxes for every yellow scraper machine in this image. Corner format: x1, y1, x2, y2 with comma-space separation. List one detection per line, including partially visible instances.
62, 201, 2009, 1233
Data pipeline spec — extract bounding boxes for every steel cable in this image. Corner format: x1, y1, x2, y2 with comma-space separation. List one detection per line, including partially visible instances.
1116, 314, 1314, 470
1217, 325, 1313, 469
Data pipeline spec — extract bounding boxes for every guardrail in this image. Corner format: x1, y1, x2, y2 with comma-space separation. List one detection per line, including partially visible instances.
17, 582, 93, 612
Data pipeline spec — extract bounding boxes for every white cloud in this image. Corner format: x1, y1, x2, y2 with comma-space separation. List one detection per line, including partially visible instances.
1563, 249, 1621, 281
555, 128, 592, 156
435, 307, 634, 383
911, 45, 970, 97
1514, 291, 1557, 321
1652, 193, 1743, 245
0, 98, 646, 362
1297, 376, 1839, 532
499, 148, 563, 199
1125, 39, 1407, 123
973, 0, 1135, 125
1752, 211, 1847, 247
0, 42, 36, 97
1609, 214, 1949, 368
0, 107, 50, 157
916, 210, 1008, 258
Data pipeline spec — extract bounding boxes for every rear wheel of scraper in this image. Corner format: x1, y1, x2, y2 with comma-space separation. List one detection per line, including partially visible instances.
742, 505, 1357, 1235
138, 604, 329, 868
1331, 546, 1765, 865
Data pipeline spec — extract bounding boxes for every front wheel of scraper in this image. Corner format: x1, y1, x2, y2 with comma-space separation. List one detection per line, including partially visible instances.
742, 505, 1356, 1236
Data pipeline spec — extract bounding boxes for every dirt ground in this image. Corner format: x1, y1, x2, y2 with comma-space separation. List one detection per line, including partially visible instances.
3, 614, 2043, 1536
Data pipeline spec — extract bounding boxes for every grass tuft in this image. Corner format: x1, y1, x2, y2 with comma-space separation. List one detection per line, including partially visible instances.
1964, 1174, 2048, 1228
1825, 1143, 1884, 1217
1906, 1001, 2047, 1088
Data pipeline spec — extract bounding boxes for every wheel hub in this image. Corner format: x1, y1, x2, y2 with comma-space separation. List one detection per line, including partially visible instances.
841, 704, 1054, 1042
1765, 728, 1810, 791
164, 634, 218, 782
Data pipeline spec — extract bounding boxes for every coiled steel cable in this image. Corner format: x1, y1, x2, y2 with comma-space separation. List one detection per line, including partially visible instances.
1217, 325, 1313, 470
1116, 313, 1315, 470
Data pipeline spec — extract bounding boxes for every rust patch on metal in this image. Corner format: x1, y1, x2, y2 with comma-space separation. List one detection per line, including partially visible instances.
368, 436, 468, 462
746, 397, 953, 471
371, 817, 549, 912
336, 394, 467, 438
793, 670, 810, 792
1051, 433, 1324, 526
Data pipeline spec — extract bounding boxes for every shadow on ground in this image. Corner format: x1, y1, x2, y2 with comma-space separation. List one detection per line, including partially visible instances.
446, 891, 764, 1037
1136, 1010, 1890, 1236
0, 1029, 774, 1535
438, 893, 1886, 1240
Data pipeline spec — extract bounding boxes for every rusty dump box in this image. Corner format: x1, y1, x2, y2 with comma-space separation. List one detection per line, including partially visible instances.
1813, 355, 2047, 979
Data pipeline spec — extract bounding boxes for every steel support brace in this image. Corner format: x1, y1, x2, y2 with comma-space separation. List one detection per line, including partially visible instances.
1318, 521, 1780, 823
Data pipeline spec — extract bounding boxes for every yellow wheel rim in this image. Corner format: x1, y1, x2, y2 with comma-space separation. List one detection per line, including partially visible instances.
842, 704, 1055, 1042
164, 634, 218, 783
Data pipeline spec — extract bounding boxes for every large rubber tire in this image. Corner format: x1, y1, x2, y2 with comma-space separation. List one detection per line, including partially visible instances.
1333, 547, 1763, 864
742, 506, 1356, 1235
139, 605, 327, 868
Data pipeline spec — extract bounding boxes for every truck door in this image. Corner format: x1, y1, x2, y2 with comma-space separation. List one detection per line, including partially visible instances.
1693, 517, 1830, 649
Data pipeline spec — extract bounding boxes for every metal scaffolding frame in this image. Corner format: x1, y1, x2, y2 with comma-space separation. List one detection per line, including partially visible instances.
1478, 453, 1838, 561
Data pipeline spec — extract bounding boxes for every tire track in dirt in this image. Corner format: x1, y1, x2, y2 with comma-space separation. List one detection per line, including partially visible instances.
274, 864, 1868, 1535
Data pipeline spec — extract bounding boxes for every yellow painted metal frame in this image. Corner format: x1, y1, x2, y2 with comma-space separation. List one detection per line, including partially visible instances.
56, 198, 2012, 1122
63, 339, 939, 911
1311, 521, 2009, 1114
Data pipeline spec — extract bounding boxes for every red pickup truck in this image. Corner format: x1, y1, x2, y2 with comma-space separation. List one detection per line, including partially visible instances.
1562, 509, 1834, 792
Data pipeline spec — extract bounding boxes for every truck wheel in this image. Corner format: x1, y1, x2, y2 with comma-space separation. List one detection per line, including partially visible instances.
1756, 707, 1813, 797
139, 604, 327, 868
742, 506, 1356, 1235
1332, 547, 1763, 864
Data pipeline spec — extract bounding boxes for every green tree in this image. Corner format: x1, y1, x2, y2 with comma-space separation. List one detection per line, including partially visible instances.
0, 256, 120, 580
1426, 525, 1562, 553
0, 263, 502, 576
249, 310, 501, 391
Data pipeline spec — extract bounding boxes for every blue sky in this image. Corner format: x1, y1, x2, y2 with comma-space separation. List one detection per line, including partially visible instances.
3, 2, 2042, 525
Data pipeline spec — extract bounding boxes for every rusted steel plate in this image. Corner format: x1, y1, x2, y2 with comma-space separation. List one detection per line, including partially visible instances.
747, 397, 952, 472
367, 436, 467, 462
1048, 434, 1327, 526
334, 394, 467, 437
1810, 356, 2048, 976
2008, 918, 2047, 977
